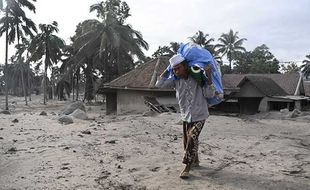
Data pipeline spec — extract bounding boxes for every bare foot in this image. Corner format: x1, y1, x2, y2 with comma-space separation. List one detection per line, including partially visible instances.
179, 164, 191, 179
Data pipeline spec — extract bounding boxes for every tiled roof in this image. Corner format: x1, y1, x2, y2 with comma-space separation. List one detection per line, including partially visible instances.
304, 81, 310, 96
238, 75, 287, 96
106, 56, 170, 89
104, 57, 301, 96
222, 73, 300, 95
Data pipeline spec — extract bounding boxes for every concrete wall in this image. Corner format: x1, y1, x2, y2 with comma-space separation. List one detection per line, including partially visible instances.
259, 97, 293, 112
295, 101, 302, 110
117, 90, 175, 114
258, 97, 269, 112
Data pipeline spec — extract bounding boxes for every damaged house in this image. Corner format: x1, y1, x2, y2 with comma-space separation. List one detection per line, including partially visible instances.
100, 56, 310, 115
100, 56, 176, 114
221, 73, 310, 114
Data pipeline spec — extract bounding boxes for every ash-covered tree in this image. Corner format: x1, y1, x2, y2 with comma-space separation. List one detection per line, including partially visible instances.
301, 54, 310, 79
281, 62, 299, 73
249, 44, 280, 73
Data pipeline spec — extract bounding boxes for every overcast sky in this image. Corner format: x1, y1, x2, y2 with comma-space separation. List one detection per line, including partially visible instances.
0, 0, 309, 65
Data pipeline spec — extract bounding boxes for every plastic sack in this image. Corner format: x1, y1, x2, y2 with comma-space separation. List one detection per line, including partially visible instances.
166, 42, 224, 106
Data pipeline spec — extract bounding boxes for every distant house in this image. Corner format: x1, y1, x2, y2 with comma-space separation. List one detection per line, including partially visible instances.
221, 73, 310, 114
305, 80, 310, 97
100, 56, 175, 114
100, 56, 310, 115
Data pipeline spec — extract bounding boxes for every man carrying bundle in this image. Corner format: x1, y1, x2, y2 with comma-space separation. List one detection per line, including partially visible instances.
155, 52, 216, 179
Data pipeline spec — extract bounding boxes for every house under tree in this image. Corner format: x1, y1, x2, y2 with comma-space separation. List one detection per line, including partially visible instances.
99, 57, 310, 115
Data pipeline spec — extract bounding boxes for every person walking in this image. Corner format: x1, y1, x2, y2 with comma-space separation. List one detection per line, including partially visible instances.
155, 53, 215, 179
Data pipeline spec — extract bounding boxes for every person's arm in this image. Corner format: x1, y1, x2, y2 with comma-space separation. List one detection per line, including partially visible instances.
155, 69, 175, 89
202, 64, 215, 98
205, 64, 213, 85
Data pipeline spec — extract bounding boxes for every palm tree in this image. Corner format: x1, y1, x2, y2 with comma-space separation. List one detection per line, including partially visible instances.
0, 0, 36, 109
59, 44, 77, 100
169, 42, 180, 54
16, 38, 34, 101
55, 79, 71, 100
301, 54, 310, 79
68, 20, 100, 101
189, 30, 215, 52
216, 29, 247, 71
189, 30, 223, 65
152, 42, 180, 58
11, 43, 30, 105
67, 0, 148, 101
11, 45, 34, 101
28, 21, 65, 105
9, 56, 31, 95
0, 4, 37, 44
90, 0, 130, 25
88, 0, 148, 77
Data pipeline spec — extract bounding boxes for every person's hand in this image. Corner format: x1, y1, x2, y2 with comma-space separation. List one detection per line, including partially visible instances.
204, 65, 213, 85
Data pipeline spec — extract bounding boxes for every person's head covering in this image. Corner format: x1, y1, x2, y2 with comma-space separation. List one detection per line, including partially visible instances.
169, 53, 185, 67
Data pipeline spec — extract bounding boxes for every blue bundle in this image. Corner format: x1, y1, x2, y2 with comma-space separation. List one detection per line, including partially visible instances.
166, 42, 224, 106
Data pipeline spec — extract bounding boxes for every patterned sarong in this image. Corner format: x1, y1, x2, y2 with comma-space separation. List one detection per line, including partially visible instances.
182, 120, 205, 164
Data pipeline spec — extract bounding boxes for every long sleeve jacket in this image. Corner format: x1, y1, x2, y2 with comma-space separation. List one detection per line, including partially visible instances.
155, 75, 215, 122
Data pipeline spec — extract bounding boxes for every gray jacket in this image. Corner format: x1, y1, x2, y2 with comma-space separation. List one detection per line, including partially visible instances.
155, 75, 214, 122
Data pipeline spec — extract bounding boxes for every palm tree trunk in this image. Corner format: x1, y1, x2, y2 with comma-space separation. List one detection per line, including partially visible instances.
117, 49, 121, 76
4, 7, 9, 110
20, 68, 28, 105
43, 58, 49, 104
76, 69, 80, 101
17, 34, 28, 105
43, 64, 47, 105
27, 70, 32, 101
72, 72, 75, 101
104, 52, 111, 82
229, 52, 232, 72
51, 81, 54, 100
84, 58, 94, 102
43, 39, 50, 105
